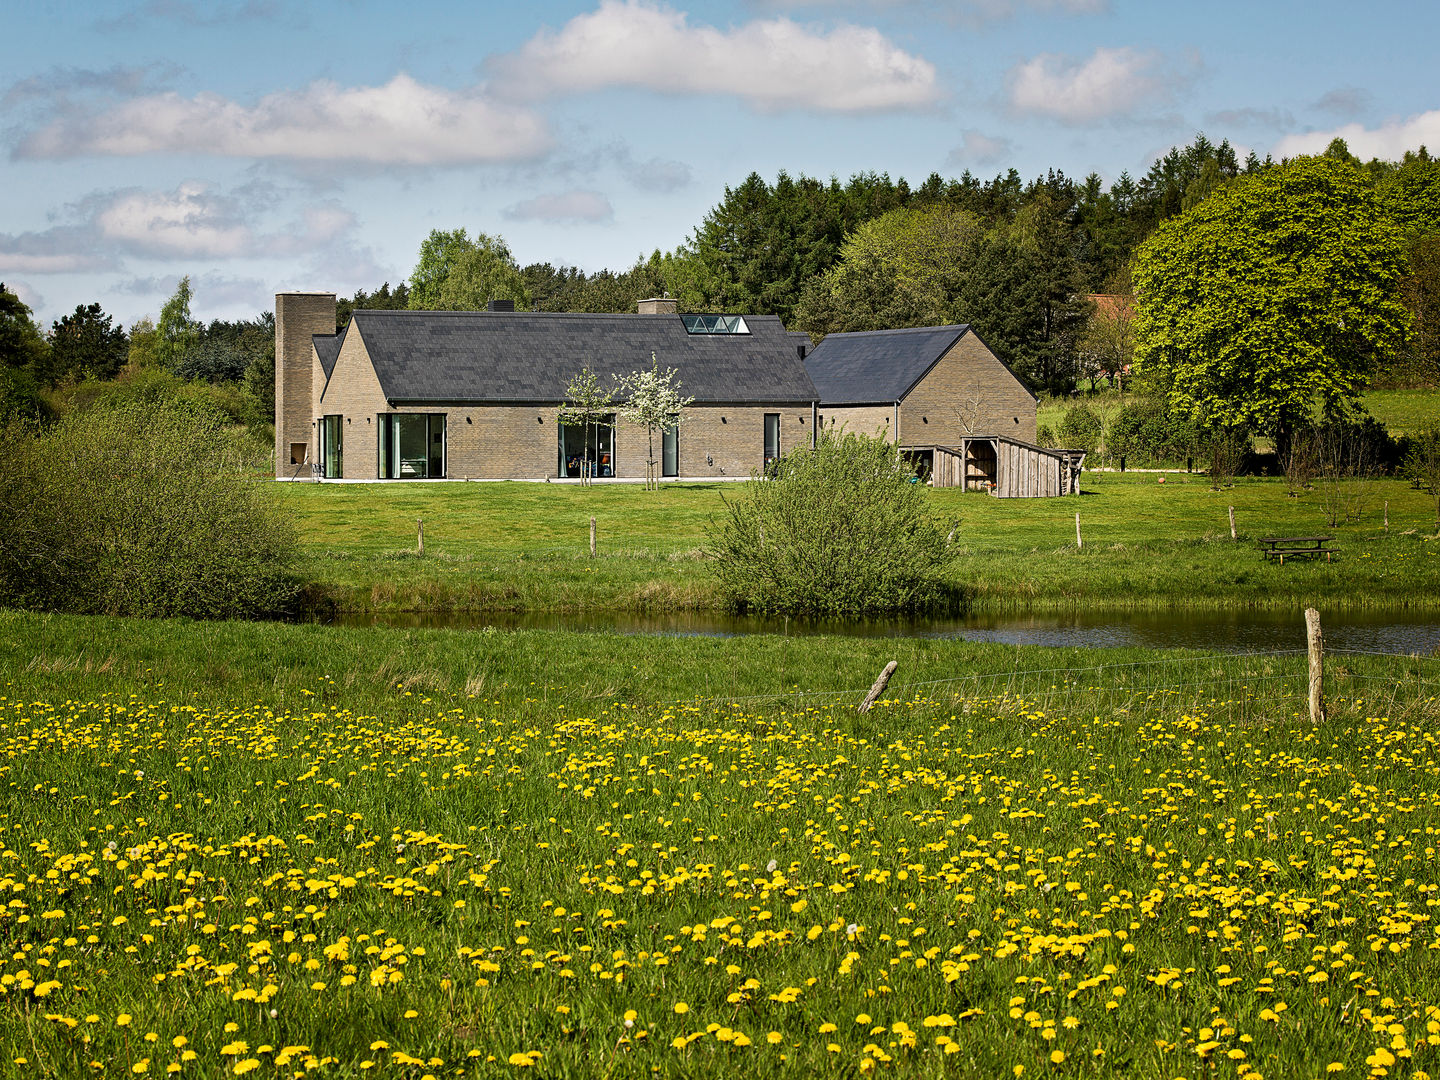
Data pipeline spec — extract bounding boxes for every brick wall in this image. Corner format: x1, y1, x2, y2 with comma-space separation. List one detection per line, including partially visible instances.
818, 405, 895, 439
897, 331, 1036, 445
274, 293, 335, 477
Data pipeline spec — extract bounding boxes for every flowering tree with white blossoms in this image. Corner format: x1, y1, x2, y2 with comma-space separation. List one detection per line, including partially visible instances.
618, 354, 694, 489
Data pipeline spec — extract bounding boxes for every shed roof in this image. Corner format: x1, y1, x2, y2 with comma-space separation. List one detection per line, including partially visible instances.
348, 309, 817, 404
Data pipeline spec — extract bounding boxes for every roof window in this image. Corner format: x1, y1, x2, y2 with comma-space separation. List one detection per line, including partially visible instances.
681, 314, 749, 335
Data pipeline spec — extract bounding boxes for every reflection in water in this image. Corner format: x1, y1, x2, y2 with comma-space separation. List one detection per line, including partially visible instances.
323, 607, 1440, 656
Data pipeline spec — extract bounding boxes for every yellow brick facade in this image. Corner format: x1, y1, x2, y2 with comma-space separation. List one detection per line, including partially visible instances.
897, 332, 1036, 445
306, 323, 815, 480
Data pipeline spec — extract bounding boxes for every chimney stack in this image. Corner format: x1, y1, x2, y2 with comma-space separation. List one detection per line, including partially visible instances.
637, 297, 678, 315
274, 291, 336, 478
486, 299, 515, 312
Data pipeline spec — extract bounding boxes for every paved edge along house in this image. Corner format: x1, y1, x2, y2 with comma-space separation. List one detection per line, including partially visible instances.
274, 294, 819, 481
803, 325, 1082, 496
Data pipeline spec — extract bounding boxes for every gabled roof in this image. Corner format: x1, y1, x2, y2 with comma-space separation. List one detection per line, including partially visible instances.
803, 325, 973, 405
313, 330, 344, 378
349, 310, 818, 405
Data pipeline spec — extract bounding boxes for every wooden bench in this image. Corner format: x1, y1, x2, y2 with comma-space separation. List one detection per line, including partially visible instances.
1259, 536, 1336, 564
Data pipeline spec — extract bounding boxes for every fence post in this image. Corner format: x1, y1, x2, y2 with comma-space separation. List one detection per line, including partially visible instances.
590, 516, 596, 558
1305, 607, 1324, 725
417, 519, 424, 556
858, 661, 897, 714
1229, 506, 1236, 540
1384, 500, 1389, 531
1075, 512, 1082, 550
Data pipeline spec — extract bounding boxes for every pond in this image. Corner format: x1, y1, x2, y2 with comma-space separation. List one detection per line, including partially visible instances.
325, 606, 1440, 656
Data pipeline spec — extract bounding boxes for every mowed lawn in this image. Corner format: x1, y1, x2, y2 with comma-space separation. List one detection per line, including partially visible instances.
4, 612, 1440, 1078
281, 472, 1440, 614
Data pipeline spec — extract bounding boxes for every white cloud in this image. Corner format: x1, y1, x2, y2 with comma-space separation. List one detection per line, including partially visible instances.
504, 190, 615, 224
945, 129, 1013, 167
0, 225, 116, 276
1274, 110, 1440, 161
0, 182, 362, 275
489, 0, 939, 112
16, 74, 552, 166
1007, 46, 1170, 122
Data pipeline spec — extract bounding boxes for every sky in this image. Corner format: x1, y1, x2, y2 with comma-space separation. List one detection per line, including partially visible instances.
2, 0, 1438, 329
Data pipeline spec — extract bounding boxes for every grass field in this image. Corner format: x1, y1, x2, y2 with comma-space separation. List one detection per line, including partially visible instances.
283, 473, 1440, 616
4, 611, 1440, 1078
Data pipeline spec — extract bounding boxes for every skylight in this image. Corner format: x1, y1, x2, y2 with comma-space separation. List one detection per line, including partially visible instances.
681, 314, 749, 335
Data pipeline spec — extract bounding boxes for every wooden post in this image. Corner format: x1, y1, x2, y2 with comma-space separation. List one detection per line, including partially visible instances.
417, 519, 424, 555
1229, 505, 1236, 540
1384, 501, 1389, 531
1075, 512, 1082, 549
1305, 607, 1324, 725
858, 661, 897, 714
590, 516, 596, 557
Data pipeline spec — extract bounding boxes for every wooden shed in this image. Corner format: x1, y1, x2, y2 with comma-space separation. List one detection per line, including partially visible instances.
910, 437, 1084, 497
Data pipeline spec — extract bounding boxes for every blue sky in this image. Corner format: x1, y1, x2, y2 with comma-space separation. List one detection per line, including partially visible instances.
3, 0, 1437, 328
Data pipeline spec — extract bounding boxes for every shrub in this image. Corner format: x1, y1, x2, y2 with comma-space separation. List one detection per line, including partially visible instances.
1057, 403, 1103, 454
1105, 397, 1203, 466
0, 398, 298, 618
706, 431, 960, 617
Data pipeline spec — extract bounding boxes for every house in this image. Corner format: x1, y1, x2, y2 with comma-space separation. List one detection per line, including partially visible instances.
804, 324, 1081, 496
274, 294, 818, 480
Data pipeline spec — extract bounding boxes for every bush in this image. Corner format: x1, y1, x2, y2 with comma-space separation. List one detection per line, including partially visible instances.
1056, 403, 1103, 453
706, 431, 960, 617
0, 398, 298, 618
1105, 397, 1203, 466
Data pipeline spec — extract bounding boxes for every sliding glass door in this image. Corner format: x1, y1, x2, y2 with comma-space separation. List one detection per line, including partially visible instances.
559, 415, 616, 478
378, 414, 446, 478
320, 414, 343, 478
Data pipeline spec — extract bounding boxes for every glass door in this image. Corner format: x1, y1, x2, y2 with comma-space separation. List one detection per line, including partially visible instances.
559, 415, 616, 478
379, 414, 446, 478
661, 424, 678, 477
764, 413, 780, 470
321, 414, 343, 478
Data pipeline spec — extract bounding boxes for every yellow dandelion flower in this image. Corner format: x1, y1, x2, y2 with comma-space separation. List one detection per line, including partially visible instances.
674, 1003, 689, 1015
767, 1032, 783, 1045
1050, 1051, 1065, 1065
508, 1052, 534, 1067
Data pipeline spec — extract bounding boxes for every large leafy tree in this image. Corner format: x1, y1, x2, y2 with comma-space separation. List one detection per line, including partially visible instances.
408, 229, 529, 311
45, 303, 128, 385
1133, 155, 1410, 442
1, 283, 50, 372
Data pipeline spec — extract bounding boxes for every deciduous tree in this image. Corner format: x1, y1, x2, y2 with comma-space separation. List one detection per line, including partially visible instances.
1133, 155, 1409, 444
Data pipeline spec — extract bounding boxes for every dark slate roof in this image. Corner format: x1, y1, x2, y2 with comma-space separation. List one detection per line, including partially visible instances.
804, 325, 973, 405
349, 310, 818, 404
313, 331, 343, 378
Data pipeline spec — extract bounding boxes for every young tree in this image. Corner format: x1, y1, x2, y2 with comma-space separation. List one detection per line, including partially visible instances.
45, 303, 128, 385
156, 276, 200, 371
618, 354, 694, 489
556, 368, 615, 485
1405, 427, 1440, 531
1133, 155, 1409, 447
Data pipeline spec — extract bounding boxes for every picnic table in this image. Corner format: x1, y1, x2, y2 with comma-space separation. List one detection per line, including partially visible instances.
1259, 536, 1336, 564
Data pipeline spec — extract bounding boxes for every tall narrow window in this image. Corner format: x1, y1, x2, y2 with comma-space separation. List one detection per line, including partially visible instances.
320, 415, 343, 478
763, 413, 780, 470
378, 414, 447, 478
661, 423, 678, 477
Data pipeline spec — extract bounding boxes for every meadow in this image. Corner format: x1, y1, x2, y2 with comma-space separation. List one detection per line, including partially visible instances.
4, 611, 1440, 1078
285, 472, 1440, 616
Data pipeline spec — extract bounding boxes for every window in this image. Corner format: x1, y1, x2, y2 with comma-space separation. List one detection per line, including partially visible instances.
680, 314, 749, 335
378, 414, 446, 478
764, 413, 780, 470
558, 414, 616, 478
662, 424, 678, 477
320, 415, 343, 478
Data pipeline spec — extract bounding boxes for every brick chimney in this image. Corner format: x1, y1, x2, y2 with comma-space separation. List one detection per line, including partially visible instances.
274, 292, 336, 477
637, 297, 678, 315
